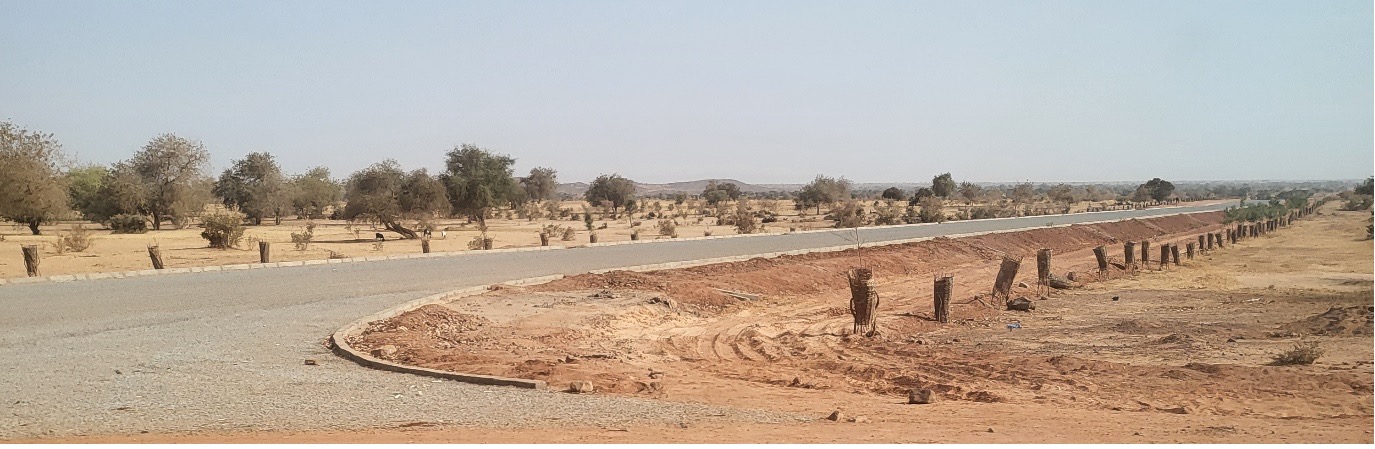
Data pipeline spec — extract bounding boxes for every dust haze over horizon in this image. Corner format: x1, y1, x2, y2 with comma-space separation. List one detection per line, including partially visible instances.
1, 0, 1371, 185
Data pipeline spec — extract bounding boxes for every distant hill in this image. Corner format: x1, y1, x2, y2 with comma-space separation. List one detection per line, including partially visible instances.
557, 179, 793, 196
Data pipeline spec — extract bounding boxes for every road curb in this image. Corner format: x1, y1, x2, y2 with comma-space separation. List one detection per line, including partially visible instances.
328, 208, 1228, 390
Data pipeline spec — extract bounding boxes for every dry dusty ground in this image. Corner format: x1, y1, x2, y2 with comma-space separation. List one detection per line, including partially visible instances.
0, 198, 1147, 279
15, 203, 1370, 444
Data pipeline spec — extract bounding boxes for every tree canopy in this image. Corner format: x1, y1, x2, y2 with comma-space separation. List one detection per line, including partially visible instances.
213, 152, 289, 225
521, 167, 558, 204
342, 160, 447, 239
289, 167, 342, 219
931, 173, 956, 198
0, 121, 70, 234
795, 175, 851, 214
128, 134, 211, 230
585, 174, 636, 215
1139, 178, 1176, 202
442, 144, 518, 225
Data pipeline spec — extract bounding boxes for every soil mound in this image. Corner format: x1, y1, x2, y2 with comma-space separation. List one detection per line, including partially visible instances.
366, 304, 491, 337
1283, 306, 1374, 336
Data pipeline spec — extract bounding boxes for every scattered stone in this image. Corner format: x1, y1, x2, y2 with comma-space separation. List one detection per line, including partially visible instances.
1226, 338, 1237, 343
1007, 297, 1035, 311
589, 290, 618, 299
987, 427, 995, 433
908, 388, 936, 404
114, 370, 122, 375
1066, 271, 1078, 281
824, 410, 843, 421
303, 359, 317, 366
850, 415, 869, 423
569, 381, 596, 394
564, 355, 579, 364
1016, 282, 1030, 289
370, 345, 398, 358
648, 370, 665, 379
1111, 296, 1120, 301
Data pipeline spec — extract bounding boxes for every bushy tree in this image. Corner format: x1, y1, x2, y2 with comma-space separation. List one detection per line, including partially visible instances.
702, 180, 742, 206
917, 196, 944, 223
1138, 178, 1175, 202
342, 160, 447, 239
1356, 177, 1373, 196
880, 186, 905, 201
958, 182, 982, 204
795, 175, 851, 214
128, 134, 211, 230
290, 167, 342, 219
0, 121, 70, 234
1047, 183, 1077, 204
441, 144, 518, 226
1009, 182, 1037, 204
585, 174, 636, 216
910, 187, 935, 203
65, 164, 108, 222
521, 167, 558, 204
931, 173, 956, 198
213, 152, 290, 225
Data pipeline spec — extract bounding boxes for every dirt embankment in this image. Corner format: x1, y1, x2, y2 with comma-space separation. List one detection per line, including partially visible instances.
349, 208, 1373, 441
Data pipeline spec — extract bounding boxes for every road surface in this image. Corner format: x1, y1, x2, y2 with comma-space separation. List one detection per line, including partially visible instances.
0, 203, 1232, 439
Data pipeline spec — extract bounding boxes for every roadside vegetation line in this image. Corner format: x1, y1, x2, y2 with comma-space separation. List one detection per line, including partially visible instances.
0, 202, 1229, 287
328, 209, 1226, 389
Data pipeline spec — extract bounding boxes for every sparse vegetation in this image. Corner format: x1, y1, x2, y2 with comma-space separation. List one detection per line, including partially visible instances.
1271, 341, 1324, 366
55, 224, 95, 253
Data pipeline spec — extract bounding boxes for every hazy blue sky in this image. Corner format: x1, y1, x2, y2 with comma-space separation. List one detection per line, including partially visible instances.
2, 0, 1370, 184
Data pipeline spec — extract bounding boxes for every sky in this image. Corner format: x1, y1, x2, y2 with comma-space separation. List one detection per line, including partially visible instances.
1, 0, 1371, 184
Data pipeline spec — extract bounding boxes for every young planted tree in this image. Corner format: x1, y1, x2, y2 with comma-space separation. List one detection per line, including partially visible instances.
289, 167, 342, 219
342, 160, 447, 239
0, 122, 70, 234
931, 173, 956, 198
213, 152, 290, 225
441, 144, 518, 226
520, 167, 558, 204
585, 174, 636, 217
128, 134, 212, 230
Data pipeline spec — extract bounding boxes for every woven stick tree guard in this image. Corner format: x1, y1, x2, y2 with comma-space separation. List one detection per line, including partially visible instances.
1215, 232, 1224, 249
21, 245, 40, 277
847, 268, 879, 336
1170, 244, 1181, 265
1035, 249, 1051, 295
933, 276, 952, 324
1123, 241, 1135, 269
1186, 242, 1195, 259
1093, 246, 1108, 273
147, 245, 165, 270
1140, 240, 1150, 266
1198, 235, 1207, 253
1159, 245, 1169, 269
991, 255, 1021, 304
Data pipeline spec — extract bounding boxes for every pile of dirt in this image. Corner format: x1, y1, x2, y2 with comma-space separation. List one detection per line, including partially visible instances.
1283, 306, 1374, 336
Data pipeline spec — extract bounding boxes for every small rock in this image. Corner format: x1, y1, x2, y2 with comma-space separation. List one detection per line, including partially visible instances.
114, 369, 122, 375
1016, 282, 1030, 289
569, 380, 595, 394
850, 415, 869, 423
1226, 338, 1236, 343
1006, 297, 1035, 311
1066, 272, 1078, 281
824, 410, 843, 421
396, 326, 409, 332
1111, 296, 1120, 301
987, 427, 995, 433
303, 359, 317, 366
370, 345, 398, 358
908, 388, 936, 404
649, 370, 664, 379
564, 355, 578, 364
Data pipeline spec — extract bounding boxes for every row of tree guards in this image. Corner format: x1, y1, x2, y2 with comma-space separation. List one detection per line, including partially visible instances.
14, 204, 1317, 282
859, 204, 1315, 332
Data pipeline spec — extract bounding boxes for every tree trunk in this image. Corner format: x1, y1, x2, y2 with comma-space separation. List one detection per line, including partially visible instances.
384, 221, 419, 239
152, 212, 162, 230
27, 220, 41, 235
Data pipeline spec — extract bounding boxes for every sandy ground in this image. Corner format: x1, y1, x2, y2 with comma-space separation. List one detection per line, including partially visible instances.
18, 203, 1373, 443
0, 198, 1157, 279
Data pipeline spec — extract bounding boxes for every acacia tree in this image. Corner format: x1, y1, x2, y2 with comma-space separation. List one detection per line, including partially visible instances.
1138, 178, 1176, 202
289, 167, 342, 219
128, 134, 211, 230
1009, 182, 1037, 205
213, 152, 290, 225
702, 180, 741, 206
932, 173, 956, 198
441, 144, 518, 226
66, 164, 107, 222
0, 122, 70, 234
342, 160, 447, 239
958, 182, 982, 204
1047, 183, 1077, 205
880, 186, 905, 201
795, 175, 851, 214
585, 174, 636, 217
521, 167, 558, 204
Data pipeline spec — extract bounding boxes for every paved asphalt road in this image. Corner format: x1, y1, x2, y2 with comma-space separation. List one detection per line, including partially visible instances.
0, 203, 1231, 439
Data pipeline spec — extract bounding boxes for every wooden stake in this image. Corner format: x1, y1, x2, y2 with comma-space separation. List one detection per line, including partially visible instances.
21, 245, 40, 277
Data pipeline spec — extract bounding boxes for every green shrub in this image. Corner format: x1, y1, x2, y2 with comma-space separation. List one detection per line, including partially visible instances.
200, 210, 246, 249
108, 214, 148, 234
